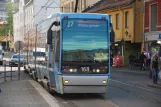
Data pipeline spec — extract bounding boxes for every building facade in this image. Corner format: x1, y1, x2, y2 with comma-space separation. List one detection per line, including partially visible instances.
13, 0, 60, 51
144, 0, 161, 52
83, 0, 144, 65
13, 0, 25, 44
60, 0, 99, 12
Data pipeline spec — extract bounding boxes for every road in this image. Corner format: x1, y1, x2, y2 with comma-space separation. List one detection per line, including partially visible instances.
49, 70, 161, 107
1, 51, 161, 107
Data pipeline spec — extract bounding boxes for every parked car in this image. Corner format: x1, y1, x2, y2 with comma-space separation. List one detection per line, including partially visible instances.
9, 54, 24, 67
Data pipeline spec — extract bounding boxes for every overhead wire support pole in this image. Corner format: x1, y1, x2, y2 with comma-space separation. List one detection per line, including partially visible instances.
75, 0, 79, 13
18, 41, 20, 80
27, 31, 29, 65
34, 24, 38, 79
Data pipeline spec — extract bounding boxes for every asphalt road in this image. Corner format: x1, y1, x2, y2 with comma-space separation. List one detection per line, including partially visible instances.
50, 69, 161, 107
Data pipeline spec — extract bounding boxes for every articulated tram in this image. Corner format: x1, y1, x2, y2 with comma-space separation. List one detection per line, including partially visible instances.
25, 13, 112, 94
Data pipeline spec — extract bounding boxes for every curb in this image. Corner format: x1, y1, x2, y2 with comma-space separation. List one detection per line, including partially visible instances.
147, 84, 161, 90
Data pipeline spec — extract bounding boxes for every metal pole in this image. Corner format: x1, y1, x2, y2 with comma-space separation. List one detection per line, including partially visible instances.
27, 31, 29, 65
10, 66, 12, 80
4, 64, 6, 81
35, 25, 37, 79
143, 1, 145, 51
74, 0, 79, 12
18, 41, 20, 80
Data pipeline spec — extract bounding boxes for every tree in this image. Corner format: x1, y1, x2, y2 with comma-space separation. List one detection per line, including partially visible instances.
0, 1, 18, 36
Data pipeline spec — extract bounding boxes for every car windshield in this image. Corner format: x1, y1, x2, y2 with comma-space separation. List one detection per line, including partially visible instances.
12, 55, 24, 58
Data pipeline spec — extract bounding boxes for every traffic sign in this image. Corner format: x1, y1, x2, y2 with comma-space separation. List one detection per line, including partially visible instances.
14, 41, 24, 50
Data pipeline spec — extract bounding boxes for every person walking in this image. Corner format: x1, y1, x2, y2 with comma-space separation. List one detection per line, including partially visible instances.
110, 51, 113, 68
151, 52, 161, 84
139, 52, 147, 71
129, 53, 135, 70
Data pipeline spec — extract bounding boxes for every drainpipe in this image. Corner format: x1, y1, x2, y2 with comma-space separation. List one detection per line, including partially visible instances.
143, 0, 145, 51
120, 8, 124, 65
134, 1, 136, 43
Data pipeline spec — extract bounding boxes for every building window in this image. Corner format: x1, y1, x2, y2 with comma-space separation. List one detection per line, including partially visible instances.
80, 0, 82, 11
125, 11, 129, 28
72, 2, 74, 12
109, 15, 112, 23
84, 0, 86, 9
150, 3, 157, 31
116, 14, 119, 29
62, 6, 64, 12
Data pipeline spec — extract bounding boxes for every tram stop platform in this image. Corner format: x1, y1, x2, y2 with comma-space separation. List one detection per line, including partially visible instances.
0, 73, 60, 107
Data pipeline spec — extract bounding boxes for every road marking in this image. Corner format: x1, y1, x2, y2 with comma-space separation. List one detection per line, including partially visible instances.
110, 79, 161, 94
106, 100, 120, 107
29, 80, 60, 107
110, 85, 161, 104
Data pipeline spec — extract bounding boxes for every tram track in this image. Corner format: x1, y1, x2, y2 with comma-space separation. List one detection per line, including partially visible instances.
35, 76, 161, 107
109, 79, 161, 105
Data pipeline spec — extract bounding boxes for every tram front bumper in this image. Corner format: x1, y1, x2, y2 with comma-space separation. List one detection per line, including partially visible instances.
60, 76, 109, 94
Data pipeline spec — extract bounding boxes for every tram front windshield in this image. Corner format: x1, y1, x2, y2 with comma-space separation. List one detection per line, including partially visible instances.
62, 19, 109, 74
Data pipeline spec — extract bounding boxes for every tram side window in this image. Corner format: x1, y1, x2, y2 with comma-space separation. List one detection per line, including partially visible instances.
49, 31, 55, 68
55, 31, 60, 69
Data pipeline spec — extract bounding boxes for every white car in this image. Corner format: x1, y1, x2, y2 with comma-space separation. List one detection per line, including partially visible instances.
9, 54, 24, 67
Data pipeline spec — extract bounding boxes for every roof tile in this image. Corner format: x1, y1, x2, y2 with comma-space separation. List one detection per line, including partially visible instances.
83, 0, 135, 12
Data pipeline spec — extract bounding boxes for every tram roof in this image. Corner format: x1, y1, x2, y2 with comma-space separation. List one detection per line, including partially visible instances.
37, 13, 110, 32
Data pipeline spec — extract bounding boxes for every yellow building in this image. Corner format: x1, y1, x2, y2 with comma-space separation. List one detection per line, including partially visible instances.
83, 0, 144, 65
60, 0, 100, 12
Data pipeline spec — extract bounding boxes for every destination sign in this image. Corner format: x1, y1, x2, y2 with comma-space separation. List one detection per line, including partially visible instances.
63, 19, 107, 31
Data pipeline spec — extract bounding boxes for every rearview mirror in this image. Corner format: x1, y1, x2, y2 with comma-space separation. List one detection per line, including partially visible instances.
47, 21, 60, 44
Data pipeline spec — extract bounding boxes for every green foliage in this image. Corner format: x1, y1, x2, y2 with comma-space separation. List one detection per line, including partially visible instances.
0, 1, 19, 36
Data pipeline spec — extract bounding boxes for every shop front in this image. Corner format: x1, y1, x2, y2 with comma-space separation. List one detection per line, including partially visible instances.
145, 32, 161, 54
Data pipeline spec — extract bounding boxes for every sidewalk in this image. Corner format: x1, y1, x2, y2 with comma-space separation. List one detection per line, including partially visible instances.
111, 66, 161, 90
0, 71, 60, 107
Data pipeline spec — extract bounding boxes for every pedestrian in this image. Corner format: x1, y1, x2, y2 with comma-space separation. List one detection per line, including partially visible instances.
129, 53, 135, 70
151, 52, 161, 84
110, 51, 113, 68
139, 52, 147, 71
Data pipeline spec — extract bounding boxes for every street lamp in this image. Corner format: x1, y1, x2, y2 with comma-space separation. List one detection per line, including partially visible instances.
125, 30, 128, 36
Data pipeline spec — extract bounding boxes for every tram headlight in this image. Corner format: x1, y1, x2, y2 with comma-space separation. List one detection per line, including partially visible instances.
69, 69, 73, 72
103, 80, 107, 84
96, 69, 100, 73
64, 80, 69, 84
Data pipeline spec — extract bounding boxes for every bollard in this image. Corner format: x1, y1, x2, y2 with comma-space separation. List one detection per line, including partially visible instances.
10, 66, 12, 81
0, 88, 1, 93
4, 64, 6, 81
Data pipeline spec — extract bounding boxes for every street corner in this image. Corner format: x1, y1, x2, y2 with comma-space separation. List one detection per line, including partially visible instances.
147, 83, 161, 90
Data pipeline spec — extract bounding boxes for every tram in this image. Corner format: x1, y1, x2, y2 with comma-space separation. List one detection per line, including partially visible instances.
26, 13, 112, 94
